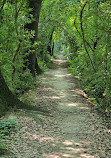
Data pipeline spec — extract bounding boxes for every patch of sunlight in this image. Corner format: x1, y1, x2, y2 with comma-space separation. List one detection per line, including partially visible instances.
53, 59, 66, 63
43, 96, 60, 99
61, 153, 73, 157
67, 102, 81, 107
66, 102, 89, 110
61, 147, 85, 152
54, 74, 67, 77
107, 129, 111, 133
72, 94, 78, 97
63, 140, 82, 147
52, 143, 56, 147
37, 87, 53, 91
69, 90, 75, 92
80, 153, 95, 158
54, 74, 71, 77
59, 103, 64, 106
79, 106, 90, 110
44, 153, 61, 158
39, 136, 54, 142
59, 102, 90, 110
63, 140, 74, 146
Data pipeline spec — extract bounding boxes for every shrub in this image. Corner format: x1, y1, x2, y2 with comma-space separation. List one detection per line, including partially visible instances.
0, 117, 19, 155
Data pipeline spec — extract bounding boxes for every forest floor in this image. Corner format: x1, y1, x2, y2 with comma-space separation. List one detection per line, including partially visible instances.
3, 55, 111, 158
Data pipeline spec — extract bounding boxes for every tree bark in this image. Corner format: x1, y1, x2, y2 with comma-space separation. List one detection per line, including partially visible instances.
25, 0, 43, 76
0, 69, 49, 116
52, 42, 54, 56
47, 28, 55, 56
0, 69, 22, 108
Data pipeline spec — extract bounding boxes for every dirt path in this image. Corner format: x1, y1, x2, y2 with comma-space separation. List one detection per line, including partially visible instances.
5, 55, 111, 158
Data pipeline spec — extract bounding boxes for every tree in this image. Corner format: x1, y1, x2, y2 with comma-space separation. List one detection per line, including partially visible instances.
47, 28, 55, 56
25, 0, 43, 76
0, 0, 44, 115
0, 68, 21, 116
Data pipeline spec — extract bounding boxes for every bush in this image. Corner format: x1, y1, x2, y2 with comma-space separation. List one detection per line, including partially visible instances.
0, 117, 19, 155
67, 52, 111, 114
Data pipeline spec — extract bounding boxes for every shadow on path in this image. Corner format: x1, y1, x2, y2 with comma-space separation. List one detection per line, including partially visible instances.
5, 55, 111, 158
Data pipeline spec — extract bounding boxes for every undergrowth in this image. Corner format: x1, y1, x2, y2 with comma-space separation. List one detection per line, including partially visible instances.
0, 116, 19, 156
67, 56, 111, 115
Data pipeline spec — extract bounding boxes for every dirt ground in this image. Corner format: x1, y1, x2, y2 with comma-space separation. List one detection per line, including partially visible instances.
4, 55, 111, 158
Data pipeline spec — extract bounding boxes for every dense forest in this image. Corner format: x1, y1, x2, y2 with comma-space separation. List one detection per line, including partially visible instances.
0, 0, 111, 156
0, 0, 111, 115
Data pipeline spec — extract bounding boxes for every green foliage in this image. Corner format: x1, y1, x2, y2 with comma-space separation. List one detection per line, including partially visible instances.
12, 69, 36, 94
0, 116, 19, 154
0, 117, 19, 136
0, 0, 111, 115
57, 0, 111, 114
0, 0, 48, 95
0, 1, 31, 90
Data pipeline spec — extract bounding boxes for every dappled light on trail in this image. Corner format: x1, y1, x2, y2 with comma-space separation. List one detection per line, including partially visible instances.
32, 56, 97, 157
43, 96, 61, 99
43, 138, 95, 158
54, 74, 72, 78
67, 102, 83, 107
7, 55, 111, 158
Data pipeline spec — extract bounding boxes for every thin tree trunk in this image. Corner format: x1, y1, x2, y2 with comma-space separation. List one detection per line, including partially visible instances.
51, 42, 54, 56
47, 28, 54, 56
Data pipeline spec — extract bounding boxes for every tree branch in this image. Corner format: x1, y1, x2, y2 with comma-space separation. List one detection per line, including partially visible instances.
80, 0, 96, 72
74, 18, 94, 52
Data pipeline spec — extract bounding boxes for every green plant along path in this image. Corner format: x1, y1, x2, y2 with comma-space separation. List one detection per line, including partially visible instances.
0, 0, 111, 157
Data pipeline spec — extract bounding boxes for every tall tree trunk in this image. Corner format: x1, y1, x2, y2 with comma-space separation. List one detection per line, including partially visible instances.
26, 0, 43, 76
0, 69, 21, 109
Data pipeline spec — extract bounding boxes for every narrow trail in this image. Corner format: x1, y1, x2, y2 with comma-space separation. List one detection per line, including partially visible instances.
6, 55, 111, 158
